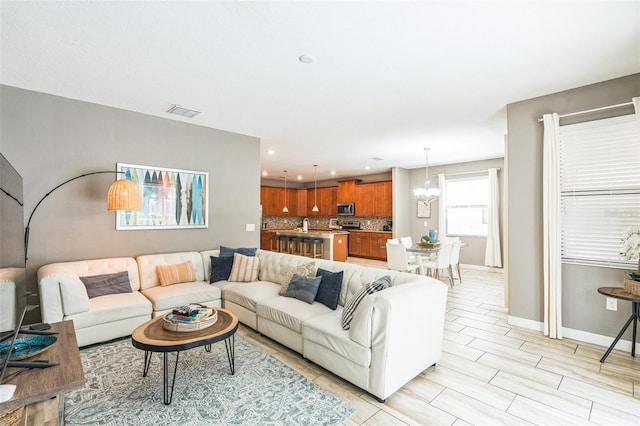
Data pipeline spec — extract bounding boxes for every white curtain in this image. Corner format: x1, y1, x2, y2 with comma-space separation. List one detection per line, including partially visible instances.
437, 173, 446, 239
542, 113, 562, 339
485, 168, 502, 267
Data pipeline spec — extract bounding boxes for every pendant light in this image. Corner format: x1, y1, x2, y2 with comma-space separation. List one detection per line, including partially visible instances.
282, 170, 289, 213
312, 165, 319, 213
413, 147, 440, 204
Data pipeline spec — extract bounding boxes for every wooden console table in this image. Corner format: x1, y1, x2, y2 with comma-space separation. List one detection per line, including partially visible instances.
597, 287, 640, 363
0, 320, 85, 425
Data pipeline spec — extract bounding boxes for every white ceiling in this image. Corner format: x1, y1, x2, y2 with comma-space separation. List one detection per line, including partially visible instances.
1, 1, 639, 182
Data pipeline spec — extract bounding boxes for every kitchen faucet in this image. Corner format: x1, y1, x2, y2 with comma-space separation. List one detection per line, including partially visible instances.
302, 218, 309, 232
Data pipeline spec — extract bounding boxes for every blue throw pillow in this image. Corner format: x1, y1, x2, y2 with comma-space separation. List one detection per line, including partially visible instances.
315, 268, 344, 310
220, 246, 257, 258
284, 274, 322, 304
210, 256, 235, 283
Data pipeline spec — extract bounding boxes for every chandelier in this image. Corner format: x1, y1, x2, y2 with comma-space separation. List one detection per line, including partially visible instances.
413, 147, 440, 204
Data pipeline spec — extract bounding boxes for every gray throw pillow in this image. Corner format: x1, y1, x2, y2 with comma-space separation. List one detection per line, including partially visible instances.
341, 275, 391, 330
284, 274, 322, 304
79, 271, 132, 299
220, 246, 257, 257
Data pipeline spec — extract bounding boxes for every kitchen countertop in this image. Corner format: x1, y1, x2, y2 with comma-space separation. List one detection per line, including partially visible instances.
273, 229, 349, 237
345, 229, 392, 233
263, 228, 391, 234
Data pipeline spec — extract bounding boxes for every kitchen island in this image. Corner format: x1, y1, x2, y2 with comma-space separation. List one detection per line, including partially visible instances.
263, 229, 349, 262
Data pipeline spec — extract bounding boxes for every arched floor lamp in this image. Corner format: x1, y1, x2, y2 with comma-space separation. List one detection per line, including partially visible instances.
24, 171, 142, 260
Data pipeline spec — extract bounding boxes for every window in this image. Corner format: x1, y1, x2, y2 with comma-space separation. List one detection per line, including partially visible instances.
559, 114, 640, 268
445, 176, 489, 236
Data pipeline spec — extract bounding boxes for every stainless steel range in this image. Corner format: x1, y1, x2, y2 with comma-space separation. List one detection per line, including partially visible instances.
340, 220, 361, 231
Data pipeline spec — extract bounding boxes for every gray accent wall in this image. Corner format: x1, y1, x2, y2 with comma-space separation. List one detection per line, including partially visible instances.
506, 73, 640, 338
1, 85, 261, 321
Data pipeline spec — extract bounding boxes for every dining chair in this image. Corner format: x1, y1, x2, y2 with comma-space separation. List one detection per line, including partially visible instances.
422, 242, 453, 286
400, 236, 412, 248
387, 238, 399, 244
386, 242, 419, 274
449, 240, 462, 284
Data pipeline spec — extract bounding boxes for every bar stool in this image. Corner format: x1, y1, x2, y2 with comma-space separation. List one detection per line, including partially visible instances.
279, 236, 291, 254
301, 237, 314, 257
310, 238, 324, 259
270, 234, 280, 252
290, 236, 304, 256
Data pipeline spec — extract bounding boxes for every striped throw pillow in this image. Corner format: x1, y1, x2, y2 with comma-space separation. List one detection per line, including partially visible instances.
341, 275, 391, 330
156, 261, 196, 286
228, 253, 260, 282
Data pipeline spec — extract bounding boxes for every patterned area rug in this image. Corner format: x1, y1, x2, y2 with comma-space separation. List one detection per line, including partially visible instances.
65, 335, 354, 425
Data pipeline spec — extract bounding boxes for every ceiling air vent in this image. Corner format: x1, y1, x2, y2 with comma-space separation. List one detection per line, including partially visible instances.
166, 105, 200, 118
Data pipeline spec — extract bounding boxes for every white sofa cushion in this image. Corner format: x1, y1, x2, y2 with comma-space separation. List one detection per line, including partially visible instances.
137, 252, 205, 290
257, 296, 330, 334
303, 310, 370, 368
223, 281, 280, 312
66, 291, 151, 329
141, 281, 221, 312
257, 251, 314, 286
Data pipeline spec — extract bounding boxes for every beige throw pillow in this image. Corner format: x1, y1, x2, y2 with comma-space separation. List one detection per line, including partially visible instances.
156, 261, 196, 286
279, 261, 316, 295
228, 253, 260, 282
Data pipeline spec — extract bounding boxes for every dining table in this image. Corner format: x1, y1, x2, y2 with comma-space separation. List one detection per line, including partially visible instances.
405, 242, 468, 280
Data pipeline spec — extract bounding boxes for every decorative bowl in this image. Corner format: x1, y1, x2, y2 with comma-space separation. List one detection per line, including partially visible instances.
0, 335, 58, 361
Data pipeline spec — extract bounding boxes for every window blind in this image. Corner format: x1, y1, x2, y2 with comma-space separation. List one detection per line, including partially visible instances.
559, 114, 640, 268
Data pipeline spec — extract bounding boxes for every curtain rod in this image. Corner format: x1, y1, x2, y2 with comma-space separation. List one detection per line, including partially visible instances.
537, 101, 633, 123
435, 168, 500, 178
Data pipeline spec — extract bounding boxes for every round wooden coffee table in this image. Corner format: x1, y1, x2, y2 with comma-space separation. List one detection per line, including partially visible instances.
131, 308, 238, 405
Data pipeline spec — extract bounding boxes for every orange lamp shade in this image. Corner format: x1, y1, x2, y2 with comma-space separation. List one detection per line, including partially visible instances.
107, 179, 142, 211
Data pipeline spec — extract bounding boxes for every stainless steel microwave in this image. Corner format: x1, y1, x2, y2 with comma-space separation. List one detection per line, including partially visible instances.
337, 203, 355, 216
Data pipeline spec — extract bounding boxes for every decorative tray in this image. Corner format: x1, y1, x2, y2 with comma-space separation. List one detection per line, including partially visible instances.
0, 335, 58, 361
163, 308, 218, 332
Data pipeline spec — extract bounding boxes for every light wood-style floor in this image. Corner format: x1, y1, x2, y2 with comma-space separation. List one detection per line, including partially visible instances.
238, 257, 640, 425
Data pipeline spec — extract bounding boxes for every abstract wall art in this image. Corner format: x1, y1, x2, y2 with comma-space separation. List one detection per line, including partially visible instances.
116, 163, 208, 230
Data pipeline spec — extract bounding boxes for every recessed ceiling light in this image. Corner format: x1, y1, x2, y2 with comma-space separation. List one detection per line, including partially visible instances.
166, 104, 200, 118
262, 171, 268, 176
299, 54, 314, 64
297, 175, 303, 180
364, 165, 371, 170
267, 149, 275, 155
330, 171, 336, 176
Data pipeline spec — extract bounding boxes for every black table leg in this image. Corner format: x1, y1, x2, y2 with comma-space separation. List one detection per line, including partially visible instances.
163, 351, 180, 405
142, 350, 152, 377
224, 334, 235, 375
600, 301, 640, 363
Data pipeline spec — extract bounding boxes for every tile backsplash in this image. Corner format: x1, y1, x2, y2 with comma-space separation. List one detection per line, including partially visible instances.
262, 216, 391, 231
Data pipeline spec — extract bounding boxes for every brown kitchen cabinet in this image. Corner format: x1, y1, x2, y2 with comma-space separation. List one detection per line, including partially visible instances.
348, 231, 391, 260
353, 181, 391, 217
261, 186, 305, 217
308, 186, 337, 216
337, 180, 357, 204
260, 230, 277, 250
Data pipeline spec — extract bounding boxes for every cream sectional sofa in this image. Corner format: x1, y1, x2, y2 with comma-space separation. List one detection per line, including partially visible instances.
38, 248, 448, 401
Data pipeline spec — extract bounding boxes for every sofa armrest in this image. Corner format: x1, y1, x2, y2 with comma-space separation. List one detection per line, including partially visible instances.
38, 265, 90, 323
349, 278, 448, 400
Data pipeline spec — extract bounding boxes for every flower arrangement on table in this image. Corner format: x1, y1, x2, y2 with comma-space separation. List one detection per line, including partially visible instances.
621, 227, 640, 295
621, 227, 640, 273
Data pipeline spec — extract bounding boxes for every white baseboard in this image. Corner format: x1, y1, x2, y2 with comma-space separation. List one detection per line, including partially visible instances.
507, 315, 639, 353
460, 264, 504, 272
